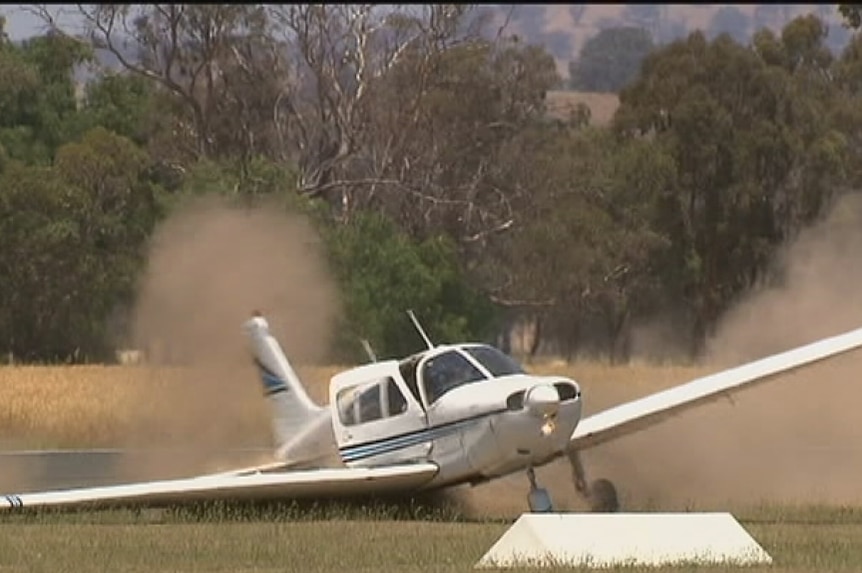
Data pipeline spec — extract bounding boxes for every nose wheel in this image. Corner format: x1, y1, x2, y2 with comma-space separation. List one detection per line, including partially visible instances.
568, 450, 620, 513
526, 467, 554, 513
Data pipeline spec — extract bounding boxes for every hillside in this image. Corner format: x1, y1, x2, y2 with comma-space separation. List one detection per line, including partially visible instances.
482, 4, 853, 78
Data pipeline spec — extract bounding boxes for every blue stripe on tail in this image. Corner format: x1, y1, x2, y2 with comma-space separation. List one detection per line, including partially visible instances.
253, 357, 289, 396
260, 371, 289, 396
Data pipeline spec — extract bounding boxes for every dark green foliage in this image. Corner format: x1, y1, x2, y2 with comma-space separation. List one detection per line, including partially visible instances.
839, 4, 862, 29
614, 20, 851, 354
0, 129, 164, 362
0, 33, 92, 165
322, 212, 497, 361
70, 73, 157, 146
569, 27, 655, 92
3, 7, 862, 364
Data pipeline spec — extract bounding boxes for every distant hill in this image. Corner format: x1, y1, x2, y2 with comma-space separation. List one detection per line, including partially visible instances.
21, 5, 850, 94
480, 4, 853, 78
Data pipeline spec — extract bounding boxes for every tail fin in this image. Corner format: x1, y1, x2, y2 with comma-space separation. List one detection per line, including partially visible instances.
243, 313, 325, 457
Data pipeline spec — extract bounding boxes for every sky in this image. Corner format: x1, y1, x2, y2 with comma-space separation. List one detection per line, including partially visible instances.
1, 4, 80, 40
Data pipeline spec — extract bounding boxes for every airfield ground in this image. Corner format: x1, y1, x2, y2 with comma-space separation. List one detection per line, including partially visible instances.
3, 356, 862, 571
3, 356, 862, 514
3, 503, 862, 572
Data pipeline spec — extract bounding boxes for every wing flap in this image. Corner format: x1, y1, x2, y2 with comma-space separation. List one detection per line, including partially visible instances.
571, 326, 862, 450
1, 463, 438, 511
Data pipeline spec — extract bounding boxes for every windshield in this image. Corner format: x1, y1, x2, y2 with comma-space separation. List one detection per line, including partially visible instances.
463, 345, 525, 377
421, 350, 487, 405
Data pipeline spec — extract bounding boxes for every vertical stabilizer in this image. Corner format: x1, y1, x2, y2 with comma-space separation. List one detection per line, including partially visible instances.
243, 313, 325, 458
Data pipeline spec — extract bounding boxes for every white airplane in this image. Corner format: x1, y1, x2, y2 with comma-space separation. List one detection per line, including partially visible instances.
4, 310, 862, 514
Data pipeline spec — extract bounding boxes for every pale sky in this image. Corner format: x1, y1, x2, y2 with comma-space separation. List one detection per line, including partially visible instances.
1, 4, 80, 40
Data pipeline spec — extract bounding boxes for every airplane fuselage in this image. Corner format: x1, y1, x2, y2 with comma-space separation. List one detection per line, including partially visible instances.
306, 345, 584, 490
410, 374, 583, 488
248, 315, 583, 492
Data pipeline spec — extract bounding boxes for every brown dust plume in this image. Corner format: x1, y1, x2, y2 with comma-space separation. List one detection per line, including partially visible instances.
119, 195, 340, 478
463, 193, 862, 518
597, 192, 862, 511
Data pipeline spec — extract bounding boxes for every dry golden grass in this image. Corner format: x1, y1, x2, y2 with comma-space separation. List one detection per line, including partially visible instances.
546, 90, 620, 126
0, 361, 709, 449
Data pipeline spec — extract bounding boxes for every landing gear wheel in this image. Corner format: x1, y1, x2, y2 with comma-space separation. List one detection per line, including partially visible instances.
588, 478, 619, 513
528, 487, 553, 513
526, 467, 554, 513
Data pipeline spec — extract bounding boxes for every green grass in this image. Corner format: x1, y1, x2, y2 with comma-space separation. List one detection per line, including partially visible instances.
3, 503, 862, 572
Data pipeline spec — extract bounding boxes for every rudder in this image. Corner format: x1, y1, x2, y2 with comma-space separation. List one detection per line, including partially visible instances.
243, 312, 324, 458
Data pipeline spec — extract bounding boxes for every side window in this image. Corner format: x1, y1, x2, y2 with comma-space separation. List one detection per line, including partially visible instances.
336, 389, 358, 426
398, 359, 422, 404
422, 351, 486, 405
336, 376, 409, 426
358, 383, 382, 422
387, 378, 408, 416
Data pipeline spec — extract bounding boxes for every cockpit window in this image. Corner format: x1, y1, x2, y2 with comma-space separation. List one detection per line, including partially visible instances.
421, 351, 487, 405
463, 345, 525, 377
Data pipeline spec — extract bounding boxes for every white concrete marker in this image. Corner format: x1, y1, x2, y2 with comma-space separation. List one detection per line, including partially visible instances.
476, 513, 772, 568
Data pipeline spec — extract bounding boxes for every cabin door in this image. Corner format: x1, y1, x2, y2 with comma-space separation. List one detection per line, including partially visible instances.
332, 370, 430, 467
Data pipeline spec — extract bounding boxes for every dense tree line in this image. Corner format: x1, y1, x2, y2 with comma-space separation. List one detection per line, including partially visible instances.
2, 7, 862, 364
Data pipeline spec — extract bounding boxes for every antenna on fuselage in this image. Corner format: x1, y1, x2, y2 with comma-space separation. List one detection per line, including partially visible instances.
407, 309, 435, 350
360, 339, 377, 363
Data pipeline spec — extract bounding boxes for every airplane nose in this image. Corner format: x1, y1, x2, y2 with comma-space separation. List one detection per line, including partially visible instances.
524, 383, 560, 418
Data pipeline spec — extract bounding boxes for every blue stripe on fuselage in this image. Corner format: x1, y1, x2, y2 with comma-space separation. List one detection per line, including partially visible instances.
338, 409, 506, 463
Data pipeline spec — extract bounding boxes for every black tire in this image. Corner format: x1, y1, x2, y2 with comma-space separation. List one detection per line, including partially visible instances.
589, 478, 619, 513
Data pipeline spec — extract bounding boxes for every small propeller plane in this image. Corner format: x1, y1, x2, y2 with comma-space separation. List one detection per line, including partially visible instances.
4, 310, 862, 513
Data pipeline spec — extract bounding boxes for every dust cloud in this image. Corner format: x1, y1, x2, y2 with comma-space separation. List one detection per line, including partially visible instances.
589, 192, 862, 511
463, 192, 862, 518
118, 195, 340, 479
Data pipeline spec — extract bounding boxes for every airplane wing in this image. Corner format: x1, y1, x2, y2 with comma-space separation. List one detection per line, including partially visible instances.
0, 463, 439, 511
570, 326, 862, 451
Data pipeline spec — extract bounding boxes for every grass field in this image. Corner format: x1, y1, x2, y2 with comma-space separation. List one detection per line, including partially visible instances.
0, 361, 707, 449
3, 359, 862, 572
3, 502, 862, 572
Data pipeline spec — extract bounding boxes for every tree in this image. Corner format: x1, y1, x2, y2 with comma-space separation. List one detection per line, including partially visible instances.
51, 4, 274, 162
0, 32, 93, 164
569, 27, 654, 92
656, 20, 689, 45
322, 211, 496, 361
621, 4, 663, 40
831, 32, 862, 186
264, 4, 494, 213
613, 20, 848, 355
511, 5, 547, 41
71, 73, 158, 147
469, 121, 670, 361
0, 128, 163, 361
839, 4, 862, 29
707, 6, 752, 44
